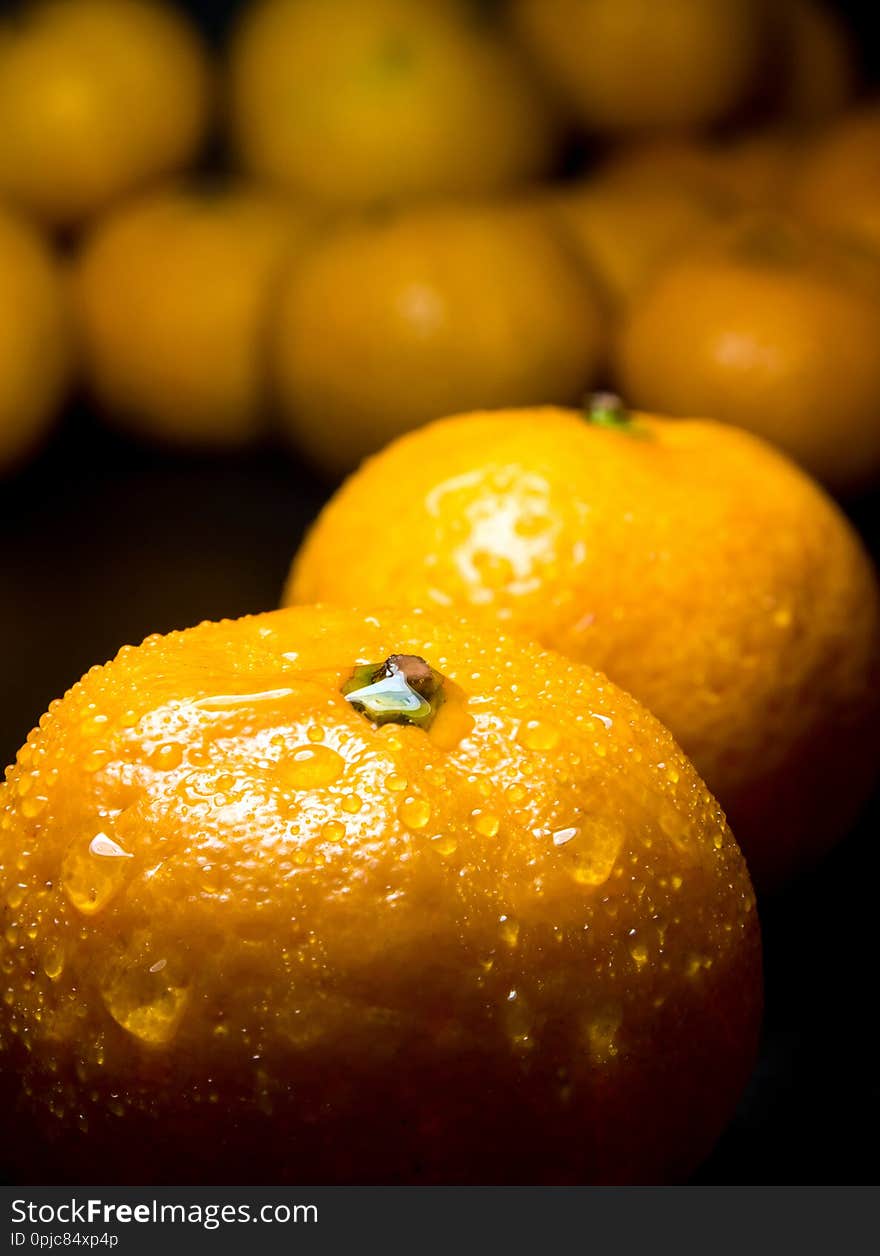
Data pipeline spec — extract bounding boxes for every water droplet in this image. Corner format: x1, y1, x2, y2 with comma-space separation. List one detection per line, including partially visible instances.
20, 795, 47, 820
472, 811, 500, 837
341, 793, 362, 814
277, 745, 344, 790
5, 884, 26, 910
505, 783, 526, 804
773, 607, 792, 629
585, 1007, 621, 1064
685, 952, 707, 978
320, 820, 346, 842
629, 943, 649, 969
666, 766, 680, 785
43, 946, 65, 981
565, 817, 623, 887
62, 834, 133, 916
499, 916, 520, 948
149, 743, 183, 770
552, 826, 578, 847
306, 725, 325, 743
385, 774, 407, 793
504, 989, 533, 1053
431, 834, 458, 857
518, 720, 561, 751
590, 712, 613, 730
89, 833, 133, 859
101, 959, 190, 1046
398, 797, 432, 830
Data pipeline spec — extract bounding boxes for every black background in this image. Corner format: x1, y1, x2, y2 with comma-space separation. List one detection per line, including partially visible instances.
1, 0, 879, 1185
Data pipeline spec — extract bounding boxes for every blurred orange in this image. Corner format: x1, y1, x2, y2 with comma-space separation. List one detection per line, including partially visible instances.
272, 200, 606, 476
509, 0, 766, 135
600, 132, 799, 211
793, 106, 880, 253
774, 0, 856, 127
0, 205, 72, 473
71, 184, 314, 450
539, 172, 731, 310
229, 0, 557, 210
614, 213, 880, 493
290, 403, 880, 888
0, 604, 761, 1182
0, 0, 213, 228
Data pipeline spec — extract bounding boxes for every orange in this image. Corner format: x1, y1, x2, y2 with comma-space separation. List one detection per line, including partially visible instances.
599, 132, 799, 211
228, 0, 557, 210
509, 0, 765, 135
614, 213, 880, 493
289, 403, 880, 890
0, 205, 73, 474
0, 605, 761, 1183
773, 0, 855, 127
0, 0, 213, 228
793, 106, 880, 255
540, 172, 731, 310
71, 184, 314, 450
272, 200, 606, 476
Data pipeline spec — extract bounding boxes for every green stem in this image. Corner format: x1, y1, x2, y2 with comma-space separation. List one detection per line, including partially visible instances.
584, 392, 631, 430
343, 655, 446, 730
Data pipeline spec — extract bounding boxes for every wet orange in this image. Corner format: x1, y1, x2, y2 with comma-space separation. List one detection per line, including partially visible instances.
229, 0, 557, 210
510, 0, 765, 135
614, 212, 880, 493
0, 606, 761, 1183
0, 206, 73, 474
273, 201, 605, 476
793, 106, 880, 254
289, 405, 880, 889
0, 1, 213, 228
71, 185, 314, 449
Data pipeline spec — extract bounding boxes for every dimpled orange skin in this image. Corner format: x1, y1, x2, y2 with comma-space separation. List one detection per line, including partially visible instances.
509, 0, 764, 135
229, 0, 557, 211
0, 606, 760, 1184
273, 202, 606, 476
289, 411, 880, 890
0, 0, 213, 228
614, 213, 880, 494
0, 206, 73, 474
71, 185, 314, 449
793, 107, 880, 255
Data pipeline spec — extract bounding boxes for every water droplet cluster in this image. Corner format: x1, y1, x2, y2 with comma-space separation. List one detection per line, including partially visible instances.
0, 606, 760, 1182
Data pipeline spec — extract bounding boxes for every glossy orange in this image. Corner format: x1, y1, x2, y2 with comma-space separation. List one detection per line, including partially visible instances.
0, 206, 72, 474
0, 0, 213, 227
290, 406, 880, 889
510, 0, 765, 134
229, 0, 557, 209
0, 607, 761, 1183
615, 213, 880, 493
273, 201, 606, 476
72, 184, 314, 449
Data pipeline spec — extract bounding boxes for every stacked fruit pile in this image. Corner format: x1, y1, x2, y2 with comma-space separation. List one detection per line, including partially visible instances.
0, 0, 879, 491
1, 0, 879, 1186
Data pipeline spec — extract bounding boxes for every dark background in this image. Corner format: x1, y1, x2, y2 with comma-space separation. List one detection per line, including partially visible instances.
2, 0, 880, 1185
